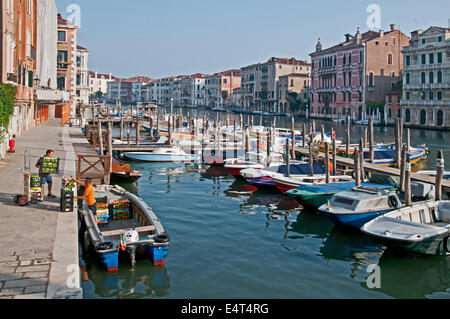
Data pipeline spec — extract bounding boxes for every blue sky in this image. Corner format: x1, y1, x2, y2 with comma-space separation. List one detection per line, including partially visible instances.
55, 0, 450, 79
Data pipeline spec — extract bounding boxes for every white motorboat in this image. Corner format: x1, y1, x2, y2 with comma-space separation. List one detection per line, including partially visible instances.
361, 200, 450, 256
124, 147, 199, 163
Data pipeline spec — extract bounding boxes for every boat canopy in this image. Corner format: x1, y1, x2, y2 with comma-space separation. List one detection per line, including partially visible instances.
275, 163, 325, 175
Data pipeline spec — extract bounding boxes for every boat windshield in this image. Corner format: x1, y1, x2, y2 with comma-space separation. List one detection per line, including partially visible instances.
333, 197, 355, 207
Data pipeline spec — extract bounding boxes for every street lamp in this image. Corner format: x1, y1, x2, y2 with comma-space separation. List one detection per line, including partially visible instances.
170, 98, 174, 115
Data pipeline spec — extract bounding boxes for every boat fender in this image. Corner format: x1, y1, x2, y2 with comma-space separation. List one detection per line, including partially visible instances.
154, 234, 170, 244
388, 195, 399, 208
444, 236, 450, 253
96, 241, 113, 251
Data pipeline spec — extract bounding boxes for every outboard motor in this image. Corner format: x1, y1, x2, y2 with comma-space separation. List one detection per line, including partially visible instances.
125, 226, 139, 270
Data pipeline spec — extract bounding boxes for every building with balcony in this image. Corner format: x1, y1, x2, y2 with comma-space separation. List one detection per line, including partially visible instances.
310, 24, 409, 121
1, 0, 38, 136
204, 69, 241, 109
278, 73, 310, 115
240, 57, 310, 113
401, 26, 450, 127
76, 45, 89, 106
57, 13, 78, 117
88, 71, 117, 97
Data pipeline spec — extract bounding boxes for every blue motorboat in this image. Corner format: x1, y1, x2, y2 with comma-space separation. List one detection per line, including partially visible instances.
318, 186, 402, 229
287, 181, 397, 209
80, 185, 170, 271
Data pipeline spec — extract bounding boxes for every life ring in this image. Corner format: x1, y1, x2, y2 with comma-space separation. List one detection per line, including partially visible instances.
96, 241, 113, 251
388, 195, 399, 208
154, 234, 170, 244
444, 236, 450, 254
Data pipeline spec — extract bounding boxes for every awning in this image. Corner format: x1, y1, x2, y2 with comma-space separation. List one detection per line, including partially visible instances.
36, 89, 70, 103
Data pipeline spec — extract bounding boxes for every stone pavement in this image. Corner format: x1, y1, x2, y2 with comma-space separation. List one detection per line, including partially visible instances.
0, 119, 83, 299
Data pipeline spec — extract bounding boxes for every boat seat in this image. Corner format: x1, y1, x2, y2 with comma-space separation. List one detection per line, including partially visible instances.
101, 225, 156, 237
437, 202, 450, 223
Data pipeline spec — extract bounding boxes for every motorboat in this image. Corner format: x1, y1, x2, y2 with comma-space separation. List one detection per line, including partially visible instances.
287, 181, 398, 210
351, 148, 427, 167
361, 200, 450, 256
124, 147, 200, 163
318, 186, 402, 229
223, 152, 285, 178
269, 164, 353, 193
110, 157, 142, 183
80, 185, 170, 271
240, 161, 307, 189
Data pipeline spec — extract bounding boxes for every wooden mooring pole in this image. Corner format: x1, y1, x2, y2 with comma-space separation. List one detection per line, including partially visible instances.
436, 150, 444, 201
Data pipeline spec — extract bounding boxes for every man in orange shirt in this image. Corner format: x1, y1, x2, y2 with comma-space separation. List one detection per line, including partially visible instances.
71, 176, 97, 215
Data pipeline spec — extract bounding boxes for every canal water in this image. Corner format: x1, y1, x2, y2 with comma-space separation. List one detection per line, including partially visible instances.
81, 108, 450, 299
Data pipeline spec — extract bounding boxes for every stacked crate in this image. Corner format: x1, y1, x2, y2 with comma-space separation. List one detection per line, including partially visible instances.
39, 157, 60, 175
30, 175, 42, 204
95, 197, 109, 224
112, 200, 130, 220
60, 178, 75, 212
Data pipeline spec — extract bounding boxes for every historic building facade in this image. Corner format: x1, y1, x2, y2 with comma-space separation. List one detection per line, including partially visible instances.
401, 26, 450, 127
240, 57, 310, 113
310, 25, 409, 121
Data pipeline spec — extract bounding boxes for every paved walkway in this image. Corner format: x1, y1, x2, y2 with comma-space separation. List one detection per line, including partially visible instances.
0, 119, 83, 299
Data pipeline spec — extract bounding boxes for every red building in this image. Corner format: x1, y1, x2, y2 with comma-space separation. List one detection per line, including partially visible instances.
310, 25, 409, 121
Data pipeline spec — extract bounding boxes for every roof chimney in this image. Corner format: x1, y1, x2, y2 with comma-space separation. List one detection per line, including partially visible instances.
379, 29, 384, 37
355, 27, 362, 44
390, 24, 397, 31
345, 33, 354, 42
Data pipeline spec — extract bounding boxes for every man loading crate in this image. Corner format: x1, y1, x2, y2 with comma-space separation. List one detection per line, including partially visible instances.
35, 150, 57, 200
71, 176, 97, 216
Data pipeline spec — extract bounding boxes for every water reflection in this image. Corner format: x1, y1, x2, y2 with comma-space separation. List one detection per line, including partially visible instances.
224, 179, 259, 198
288, 210, 334, 240
364, 251, 450, 299
84, 265, 170, 299
319, 227, 381, 263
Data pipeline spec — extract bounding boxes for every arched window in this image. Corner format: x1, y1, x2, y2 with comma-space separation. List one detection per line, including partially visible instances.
437, 71, 442, 83
388, 108, 392, 118
387, 53, 393, 65
405, 109, 411, 122
343, 92, 346, 102
343, 55, 346, 65
360, 51, 363, 63
421, 72, 426, 84
406, 73, 410, 84
420, 110, 427, 125
437, 110, 444, 126
429, 72, 434, 84
369, 72, 374, 87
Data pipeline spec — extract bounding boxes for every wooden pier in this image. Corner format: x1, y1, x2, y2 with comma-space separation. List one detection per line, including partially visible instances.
294, 146, 450, 192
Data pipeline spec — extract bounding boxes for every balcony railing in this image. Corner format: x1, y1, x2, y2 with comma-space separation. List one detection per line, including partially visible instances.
400, 100, 450, 107
404, 83, 450, 90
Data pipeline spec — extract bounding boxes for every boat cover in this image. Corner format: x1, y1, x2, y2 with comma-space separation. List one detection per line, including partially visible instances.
276, 163, 325, 175
369, 173, 400, 186
296, 182, 395, 194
